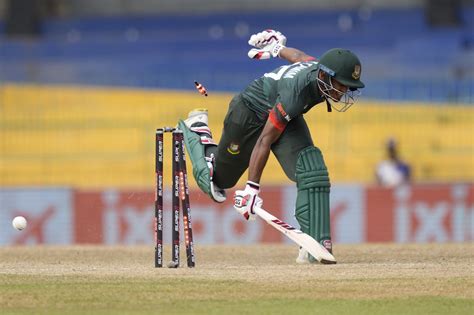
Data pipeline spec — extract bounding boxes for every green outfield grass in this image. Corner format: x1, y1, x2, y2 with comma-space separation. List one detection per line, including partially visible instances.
0, 244, 472, 315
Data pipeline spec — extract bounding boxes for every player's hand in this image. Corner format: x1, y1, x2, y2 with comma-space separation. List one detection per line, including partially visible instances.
247, 29, 287, 60
248, 29, 286, 49
233, 181, 262, 220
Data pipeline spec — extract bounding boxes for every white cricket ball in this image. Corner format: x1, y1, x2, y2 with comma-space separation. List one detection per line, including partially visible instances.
12, 216, 27, 231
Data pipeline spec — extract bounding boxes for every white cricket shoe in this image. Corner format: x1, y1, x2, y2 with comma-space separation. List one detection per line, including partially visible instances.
295, 247, 319, 264
206, 154, 226, 203
210, 181, 226, 203
184, 108, 209, 128
296, 247, 310, 264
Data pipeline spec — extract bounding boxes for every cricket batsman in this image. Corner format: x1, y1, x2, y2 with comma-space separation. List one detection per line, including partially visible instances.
178, 29, 365, 263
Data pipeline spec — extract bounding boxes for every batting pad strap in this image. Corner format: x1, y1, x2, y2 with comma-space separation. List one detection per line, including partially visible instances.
296, 170, 330, 189
295, 146, 331, 190
200, 136, 217, 145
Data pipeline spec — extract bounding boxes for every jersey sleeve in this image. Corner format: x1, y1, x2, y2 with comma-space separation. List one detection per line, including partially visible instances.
268, 102, 290, 132
268, 91, 308, 131
272, 74, 312, 124
265, 61, 319, 131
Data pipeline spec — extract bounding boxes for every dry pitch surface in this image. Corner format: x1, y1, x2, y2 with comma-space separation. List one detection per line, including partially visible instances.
0, 243, 472, 315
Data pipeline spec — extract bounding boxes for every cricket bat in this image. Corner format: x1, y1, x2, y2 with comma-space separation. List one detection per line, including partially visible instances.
253, 206, 337, 264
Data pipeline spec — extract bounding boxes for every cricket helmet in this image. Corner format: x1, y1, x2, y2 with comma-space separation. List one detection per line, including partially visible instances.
317, 48, 365, 112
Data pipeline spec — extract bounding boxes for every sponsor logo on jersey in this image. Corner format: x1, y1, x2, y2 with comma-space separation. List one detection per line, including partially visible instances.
227, 142, 240, 155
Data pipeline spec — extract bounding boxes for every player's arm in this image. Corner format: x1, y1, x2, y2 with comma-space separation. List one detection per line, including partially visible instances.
248, 119, 284, 183
233, 108, 287, 221
279, 47, 316, 64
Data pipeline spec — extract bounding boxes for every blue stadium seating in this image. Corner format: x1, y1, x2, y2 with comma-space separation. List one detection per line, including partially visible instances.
0, 8, 472, 102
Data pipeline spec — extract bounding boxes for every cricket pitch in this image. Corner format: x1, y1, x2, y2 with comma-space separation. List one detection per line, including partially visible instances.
0, 243, 472, 314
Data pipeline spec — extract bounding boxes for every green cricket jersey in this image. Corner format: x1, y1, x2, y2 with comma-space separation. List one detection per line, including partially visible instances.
241, 61, 324, 124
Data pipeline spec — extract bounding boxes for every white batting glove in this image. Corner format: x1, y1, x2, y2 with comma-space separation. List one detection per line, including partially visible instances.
247, 29, 287, 60
248, 29, 286, 49
233, 181, 263, 221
